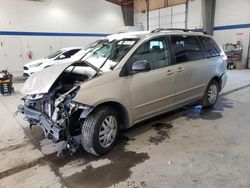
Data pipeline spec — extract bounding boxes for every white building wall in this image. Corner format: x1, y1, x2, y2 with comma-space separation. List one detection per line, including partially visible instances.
213, 0, 250, 63
0, 0, 124, 75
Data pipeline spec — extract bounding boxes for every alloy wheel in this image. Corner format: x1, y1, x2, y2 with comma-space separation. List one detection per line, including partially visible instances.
208, 84, 218, 104
98, 115, 118, 148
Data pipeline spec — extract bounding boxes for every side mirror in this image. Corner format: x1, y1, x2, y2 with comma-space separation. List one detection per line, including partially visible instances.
59, 54, 66, 59
132, 60, 151, 74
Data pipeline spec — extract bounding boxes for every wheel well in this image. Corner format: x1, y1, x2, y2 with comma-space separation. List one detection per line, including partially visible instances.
211, 76, 221, 91
96, 101, 129, 130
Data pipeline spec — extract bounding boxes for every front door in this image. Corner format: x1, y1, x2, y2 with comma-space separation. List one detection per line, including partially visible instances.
128, 37, 176, 122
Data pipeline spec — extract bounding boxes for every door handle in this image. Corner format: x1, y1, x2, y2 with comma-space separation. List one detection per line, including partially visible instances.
166, 69, 174, 76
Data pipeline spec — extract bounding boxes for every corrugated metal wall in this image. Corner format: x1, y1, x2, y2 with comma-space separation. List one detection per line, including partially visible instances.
135, 3, 187, 30
134, 0, 202, 30
134, 0, 250, 63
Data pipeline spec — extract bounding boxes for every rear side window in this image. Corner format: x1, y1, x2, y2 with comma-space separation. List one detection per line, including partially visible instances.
170, 35, 203, 63
199, 36, 221, 58
130, 37, 170, 70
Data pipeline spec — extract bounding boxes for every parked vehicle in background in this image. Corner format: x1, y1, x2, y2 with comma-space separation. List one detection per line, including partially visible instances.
23, 47, 82, 77
18, 29, 227, 157
68, 39, 110, 62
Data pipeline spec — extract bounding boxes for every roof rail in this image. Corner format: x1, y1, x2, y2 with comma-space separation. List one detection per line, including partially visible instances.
151, 28, 207, 34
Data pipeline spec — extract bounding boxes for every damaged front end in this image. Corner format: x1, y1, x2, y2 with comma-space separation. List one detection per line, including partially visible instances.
17, 62, 95, 156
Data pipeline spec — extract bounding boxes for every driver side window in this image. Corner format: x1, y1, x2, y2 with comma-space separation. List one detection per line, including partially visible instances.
131, 37, 170, 70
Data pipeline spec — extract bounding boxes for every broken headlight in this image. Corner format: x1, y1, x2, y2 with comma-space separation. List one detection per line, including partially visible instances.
26, 94, 44, 100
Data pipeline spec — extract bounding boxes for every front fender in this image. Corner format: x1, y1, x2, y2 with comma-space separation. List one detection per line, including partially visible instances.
73, 77, 133, 125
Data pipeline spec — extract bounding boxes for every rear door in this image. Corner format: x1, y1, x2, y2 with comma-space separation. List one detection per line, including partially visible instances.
199, 36, 224, 79
169, 35, 207, 105
128, 37, 176, 121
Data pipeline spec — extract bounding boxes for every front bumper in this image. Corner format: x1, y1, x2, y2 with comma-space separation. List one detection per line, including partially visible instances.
18, 104, 64, 142
18, 104, 41, 120
23, 68, 35, 77
23, 73, 30, 78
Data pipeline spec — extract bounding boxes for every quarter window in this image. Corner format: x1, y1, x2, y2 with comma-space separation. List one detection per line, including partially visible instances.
199, 36, 221, 58
61, 49, 81, 59
170, 35, 203, 63
130, 37, 170, 70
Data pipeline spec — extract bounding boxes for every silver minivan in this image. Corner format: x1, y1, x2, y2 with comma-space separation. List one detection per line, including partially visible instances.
18, 29, 227, 156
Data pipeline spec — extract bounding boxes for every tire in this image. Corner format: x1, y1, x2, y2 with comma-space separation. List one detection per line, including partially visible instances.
201, 79, 219, 108
81, 106, 119, 156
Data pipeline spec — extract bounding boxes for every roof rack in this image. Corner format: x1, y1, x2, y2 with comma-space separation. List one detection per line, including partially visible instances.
151, 28, 207, 34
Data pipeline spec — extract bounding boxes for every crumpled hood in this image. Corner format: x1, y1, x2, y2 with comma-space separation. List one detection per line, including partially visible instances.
24, 58, 50, 67
21, 62, 74, 95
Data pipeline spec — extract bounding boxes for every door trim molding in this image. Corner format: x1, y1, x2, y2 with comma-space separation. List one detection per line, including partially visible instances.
175, 84, 205, 96
134, 93, 175, 110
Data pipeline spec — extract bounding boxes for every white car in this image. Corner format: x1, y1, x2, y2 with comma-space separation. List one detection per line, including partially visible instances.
23, 47, 82, 77
68, 49, 87, 62
68, 39, 112, 62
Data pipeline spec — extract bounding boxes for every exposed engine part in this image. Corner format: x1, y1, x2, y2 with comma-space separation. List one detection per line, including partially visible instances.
17, 80, 93, 156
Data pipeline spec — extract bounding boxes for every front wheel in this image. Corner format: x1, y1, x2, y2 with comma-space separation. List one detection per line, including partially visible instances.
81, 106, 119, 156
201, 80, 219, 108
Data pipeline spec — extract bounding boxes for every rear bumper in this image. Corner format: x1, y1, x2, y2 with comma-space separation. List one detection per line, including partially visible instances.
220, 72, 227, 90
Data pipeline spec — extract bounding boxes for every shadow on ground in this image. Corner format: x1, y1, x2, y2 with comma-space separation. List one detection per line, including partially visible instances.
22, 96, 234, 188
183, 97, 234, 120
46, 136, 149, 188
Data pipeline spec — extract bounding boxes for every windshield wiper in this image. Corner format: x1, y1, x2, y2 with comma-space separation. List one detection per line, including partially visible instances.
92, 40, 126, 77
82, 60, 103, 74
79, 41, 113, 61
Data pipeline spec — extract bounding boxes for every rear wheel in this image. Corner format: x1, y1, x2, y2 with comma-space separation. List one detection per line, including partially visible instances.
81, 106, 118, 156
201, 79, 219, 108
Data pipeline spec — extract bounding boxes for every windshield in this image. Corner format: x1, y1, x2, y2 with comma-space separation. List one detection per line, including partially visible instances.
83, 38, 138, 72
46, 50, 64, 59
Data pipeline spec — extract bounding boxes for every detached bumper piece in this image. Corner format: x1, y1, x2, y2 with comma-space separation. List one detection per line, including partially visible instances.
18, 104, 64, 143
18, 104, 41, 121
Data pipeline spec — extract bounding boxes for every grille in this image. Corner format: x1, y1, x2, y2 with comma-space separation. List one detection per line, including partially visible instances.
23, 73, 29, 78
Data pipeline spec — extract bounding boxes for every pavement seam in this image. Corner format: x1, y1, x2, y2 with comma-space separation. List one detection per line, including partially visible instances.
0, 140, 30, 153
220, 84, 250, 96
0, 100, 70, 188
0, 156, 46, 179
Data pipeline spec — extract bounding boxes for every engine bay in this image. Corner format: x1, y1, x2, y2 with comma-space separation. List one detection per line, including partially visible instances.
18, 62, 96, 156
